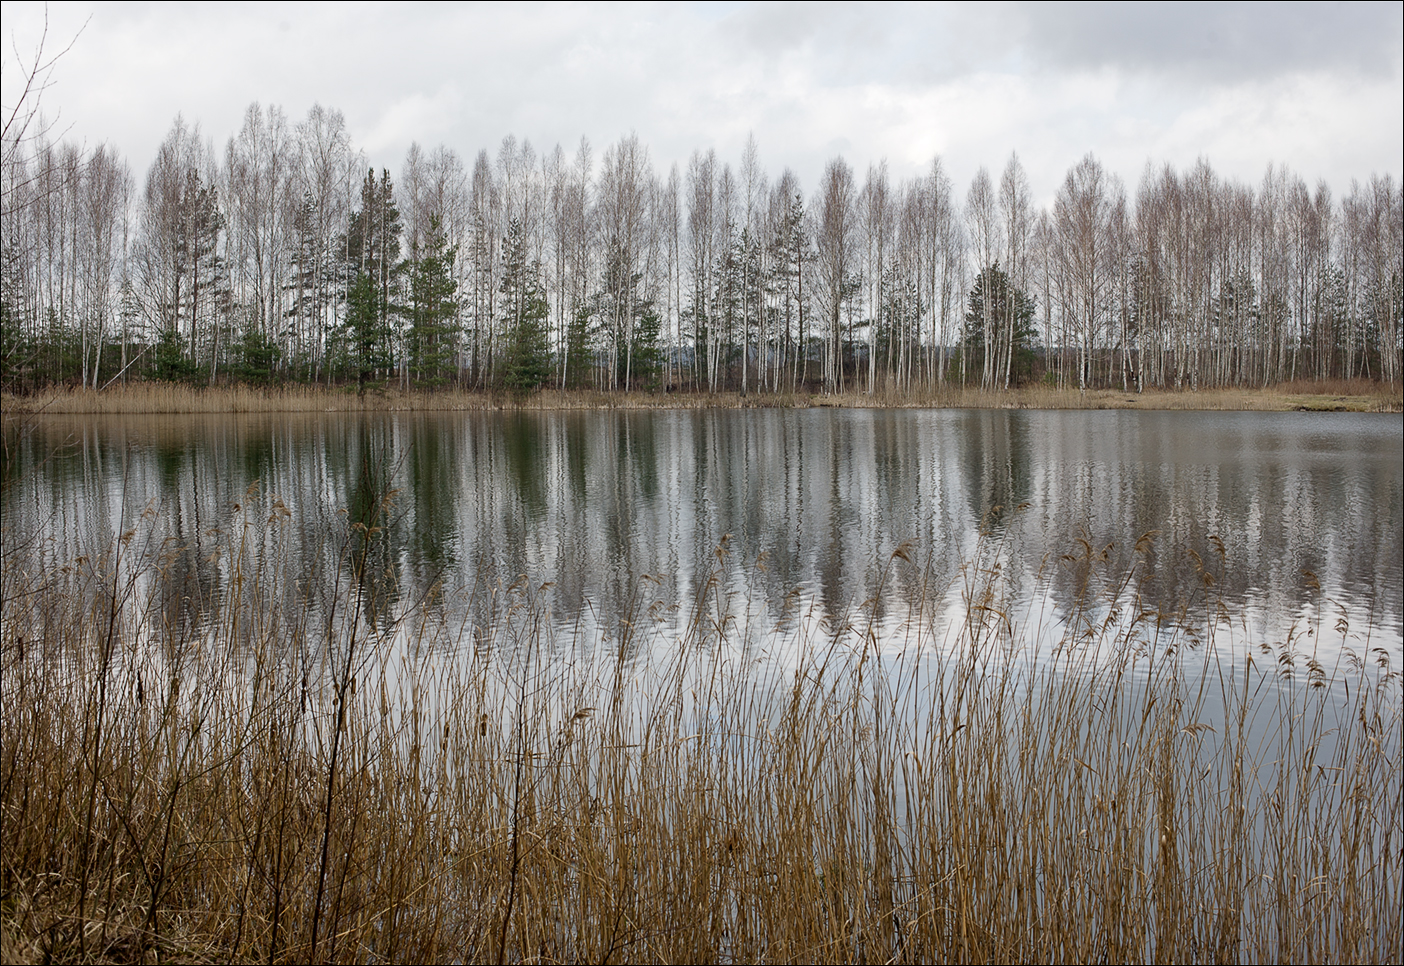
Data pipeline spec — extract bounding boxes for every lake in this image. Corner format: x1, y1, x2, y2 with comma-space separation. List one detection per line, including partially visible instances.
4, 405, 1401, 962
3, 408, 1400, 670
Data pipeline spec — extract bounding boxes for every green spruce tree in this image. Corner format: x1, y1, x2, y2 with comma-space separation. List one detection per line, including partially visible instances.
337, 168, 403, 389
963, 263, 1038, 386
499, 219, 552, 391
340, 271, 392, 385
406, 216, 460, 385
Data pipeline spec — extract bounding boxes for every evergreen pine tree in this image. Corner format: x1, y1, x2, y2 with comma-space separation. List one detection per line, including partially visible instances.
499, 219, 552, 391
963, 263, 1039, 385
407, 216, 460, 385
340, 271, 391, 385
337, 168, 403, 388
562, 303, 595, 389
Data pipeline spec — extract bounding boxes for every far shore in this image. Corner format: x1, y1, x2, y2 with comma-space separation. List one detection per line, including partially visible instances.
3, 379, 1400, 417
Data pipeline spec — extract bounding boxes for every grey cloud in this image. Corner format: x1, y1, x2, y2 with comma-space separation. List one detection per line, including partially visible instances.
716, 5, 1048, 88
726, 2, 825, 54
1018, 2, 1402, 82
720, 3, 940, 83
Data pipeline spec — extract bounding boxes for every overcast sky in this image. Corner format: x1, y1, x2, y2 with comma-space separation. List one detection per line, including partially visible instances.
3, 1, 1400, 206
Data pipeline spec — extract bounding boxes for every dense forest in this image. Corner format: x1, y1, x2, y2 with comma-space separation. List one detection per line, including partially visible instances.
2, 103, 1400, 394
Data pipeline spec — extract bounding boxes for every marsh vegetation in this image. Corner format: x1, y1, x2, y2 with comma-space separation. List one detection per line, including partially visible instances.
2, 480, 1400, 963
3, 405, 1400, 963
3, 377, 1402, 418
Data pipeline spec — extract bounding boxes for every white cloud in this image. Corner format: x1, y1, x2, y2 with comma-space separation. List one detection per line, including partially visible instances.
362, 87, 466, 159
2, 1, 1398, 203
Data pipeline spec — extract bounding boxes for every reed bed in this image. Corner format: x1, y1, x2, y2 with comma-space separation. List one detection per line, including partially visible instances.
1, 495, 1400, 964
839, 380, 1403, 412
3, 384, 787, 416
5, 378, 1400, 416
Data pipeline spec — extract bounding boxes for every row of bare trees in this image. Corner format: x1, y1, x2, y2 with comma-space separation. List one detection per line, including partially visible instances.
1045, 156, 1403, 390
3, 104, 1400, 392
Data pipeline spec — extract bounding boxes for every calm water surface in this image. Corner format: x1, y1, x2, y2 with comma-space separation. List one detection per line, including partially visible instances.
3, 408, 1400, 667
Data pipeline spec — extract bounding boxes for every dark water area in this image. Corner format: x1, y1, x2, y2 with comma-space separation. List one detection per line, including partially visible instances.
3, 408, 1401, 667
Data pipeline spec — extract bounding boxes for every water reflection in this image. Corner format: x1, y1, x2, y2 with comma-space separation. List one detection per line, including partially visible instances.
3, 409, 1400, 662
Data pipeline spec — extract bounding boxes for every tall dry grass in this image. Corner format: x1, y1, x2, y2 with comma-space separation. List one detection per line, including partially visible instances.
5, 378, 1400, 416
2, 384, 801, 416
849, 380, 1403, 412
1, 493, 1399, 963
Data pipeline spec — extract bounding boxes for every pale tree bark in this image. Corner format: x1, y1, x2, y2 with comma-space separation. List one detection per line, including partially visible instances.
560, 138, 593, 388
686, 150, 718, 390
1133, 165, 1168, 389
1357, 174, 1402, 385
543, 143, 568, 385
223, 103, 293, 365
136, 117, 225, 379
596, 134, 651, 390
293, 104, 356, 380
1051, 154, 1121, 391
741, 134, 764, 395
466, 150, 500, 387
999, 154, 1032, 389
813, 158, 856, 393
922, 158, 962, 387
660, 163, 682, 390
1031, 210, 1058, 386
1256, 164, 1292, 385
1107, 191, 1132, 391
766, 169, 806, 391
714, 163, 739, 390
77, 144, 131, 387
860, 160, 890, 393
964, 167, 1001, 386
892, 180, 923, 391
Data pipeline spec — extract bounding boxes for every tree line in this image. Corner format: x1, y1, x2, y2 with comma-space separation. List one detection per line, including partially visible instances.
3, 102, 1400, 394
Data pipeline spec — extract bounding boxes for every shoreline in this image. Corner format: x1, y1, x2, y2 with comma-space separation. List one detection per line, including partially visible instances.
3, 379, 1401, 416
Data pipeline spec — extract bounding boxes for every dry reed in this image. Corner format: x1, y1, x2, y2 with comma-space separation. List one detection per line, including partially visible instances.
4, 378, 1399, 416
1, 492, 1399, 964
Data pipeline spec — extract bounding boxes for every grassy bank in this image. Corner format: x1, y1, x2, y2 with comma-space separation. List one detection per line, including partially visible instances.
1, 495, 1399, 964
4, 377, 1401, 416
